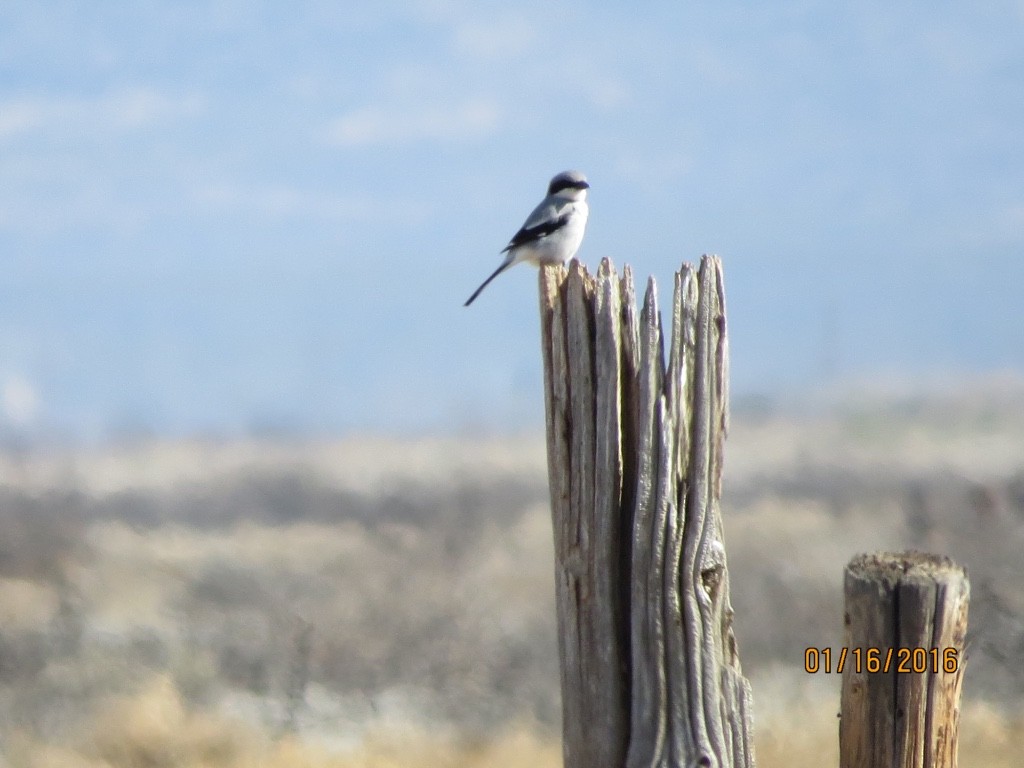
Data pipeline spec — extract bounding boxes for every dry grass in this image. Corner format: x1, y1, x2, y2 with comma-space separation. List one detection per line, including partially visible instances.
4, 675, 1020, 767
6, 675, 562, 768
1, 384, 1023, 765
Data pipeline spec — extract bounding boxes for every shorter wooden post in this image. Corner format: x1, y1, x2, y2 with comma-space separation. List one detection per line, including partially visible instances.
840, 552, 969, 768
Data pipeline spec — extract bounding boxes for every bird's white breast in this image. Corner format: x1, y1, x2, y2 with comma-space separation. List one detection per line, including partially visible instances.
515, 200, 589, 266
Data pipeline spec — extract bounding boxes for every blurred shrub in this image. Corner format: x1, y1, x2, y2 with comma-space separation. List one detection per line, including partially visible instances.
0, 489, 87, 584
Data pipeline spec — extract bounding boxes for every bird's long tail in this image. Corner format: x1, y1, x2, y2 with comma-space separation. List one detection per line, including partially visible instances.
464, 258, 513, 306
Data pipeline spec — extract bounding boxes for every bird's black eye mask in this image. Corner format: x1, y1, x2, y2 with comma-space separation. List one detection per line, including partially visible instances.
547, 176, 590, 195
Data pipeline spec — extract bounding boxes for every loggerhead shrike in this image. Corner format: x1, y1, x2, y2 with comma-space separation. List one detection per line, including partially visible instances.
464, 170, 590, 306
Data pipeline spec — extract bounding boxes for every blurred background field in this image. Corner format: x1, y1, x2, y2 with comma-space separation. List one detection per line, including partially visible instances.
0, 381, 1022, 767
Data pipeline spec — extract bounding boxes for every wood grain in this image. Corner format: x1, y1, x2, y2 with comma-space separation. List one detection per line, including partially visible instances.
539, 256, 753, 768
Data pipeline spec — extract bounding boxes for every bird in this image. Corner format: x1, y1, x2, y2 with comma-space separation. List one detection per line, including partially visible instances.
464, 170, 590, 306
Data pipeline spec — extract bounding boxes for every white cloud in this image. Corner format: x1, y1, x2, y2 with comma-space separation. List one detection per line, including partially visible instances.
585, 78, 630, 111
613, 148, 693, 184
2, 376, 39, 427
453, 16, 536, 59
196, 182, 310, 218
988, 202, 1024, 246
193, 181, 428, 224
0, 86, 203, 142
0, 102, 45, 138
102, 86, 203, 129
325, 98, 502, 146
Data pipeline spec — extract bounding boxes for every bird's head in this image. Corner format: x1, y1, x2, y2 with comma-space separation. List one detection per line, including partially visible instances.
547, 170, 590, 201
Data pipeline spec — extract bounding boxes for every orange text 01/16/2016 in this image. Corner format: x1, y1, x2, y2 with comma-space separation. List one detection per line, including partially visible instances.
803, 647, 959, 675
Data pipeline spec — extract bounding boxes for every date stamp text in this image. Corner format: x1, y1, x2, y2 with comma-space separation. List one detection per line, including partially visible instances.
804, 647, 959, 674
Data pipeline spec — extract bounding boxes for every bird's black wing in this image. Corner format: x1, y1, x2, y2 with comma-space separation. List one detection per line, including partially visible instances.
501, 211, 571, 253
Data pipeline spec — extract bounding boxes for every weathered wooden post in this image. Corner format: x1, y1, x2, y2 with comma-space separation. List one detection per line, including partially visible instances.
840, 552, 970, 768
538, 256, 754, 768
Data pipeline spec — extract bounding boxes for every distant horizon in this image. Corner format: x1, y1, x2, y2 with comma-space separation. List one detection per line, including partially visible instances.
2, 369, 1021, 448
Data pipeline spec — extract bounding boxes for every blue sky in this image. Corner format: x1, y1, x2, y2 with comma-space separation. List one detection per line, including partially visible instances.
1, 1, 1022, 439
